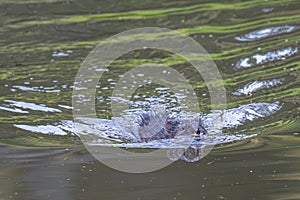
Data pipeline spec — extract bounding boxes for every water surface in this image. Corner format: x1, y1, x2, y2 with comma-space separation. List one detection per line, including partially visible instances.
0, 0, 299, 199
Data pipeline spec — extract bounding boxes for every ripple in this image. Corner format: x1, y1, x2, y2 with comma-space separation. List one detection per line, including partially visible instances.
58, 104, 73, 110
12, 85, 60, 93
52, 50, 73, 57
0, 106, 29, 114
10, 99, 283, 162
233, 79, 283, 96
236, 46, 298, 68
203, 102, 281, 128
110, 88, 184, 111
262, 7, 273, 13
14, 124, 68, 135
2, 100, 61, 113
14, 101, 281, 149
235, 26, 298, 42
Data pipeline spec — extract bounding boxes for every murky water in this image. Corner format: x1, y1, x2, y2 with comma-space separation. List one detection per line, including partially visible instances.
0, 0, 299, 199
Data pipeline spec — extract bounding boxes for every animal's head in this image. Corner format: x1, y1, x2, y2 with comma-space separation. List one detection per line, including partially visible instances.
165, 116, 180, 136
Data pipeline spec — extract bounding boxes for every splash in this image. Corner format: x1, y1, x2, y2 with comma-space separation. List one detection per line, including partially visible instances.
14, 102, 281, 162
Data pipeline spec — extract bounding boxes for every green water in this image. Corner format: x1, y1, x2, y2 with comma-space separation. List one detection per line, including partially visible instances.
0, 0, 299, 199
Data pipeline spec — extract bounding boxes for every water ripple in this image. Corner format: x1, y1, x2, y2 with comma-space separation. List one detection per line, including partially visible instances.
1, 100, 61, 113
14, 124, 69, 135
233, 79, 283, 96
12, 85, 60, 93
14, 102, 281, 148
235, 26, 298, 42
52, 50, 73, 57
202, 102, 281, 129
0, 106, 29, 114
236, 46, 298, 68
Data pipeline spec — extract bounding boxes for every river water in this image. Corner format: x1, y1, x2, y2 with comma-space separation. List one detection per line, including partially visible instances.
0, 0, 299, 199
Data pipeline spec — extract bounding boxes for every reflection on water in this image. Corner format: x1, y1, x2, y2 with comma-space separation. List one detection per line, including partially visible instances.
233, 79, 283, 96
12, 85, 61, 93
1, 134, 300, 199
52, 50, 73, 57
235, 25, 298, 42
0, 0, 299, 199
1, 100, 61, 113
236, 46, 298, 68
14, 124, 70, 136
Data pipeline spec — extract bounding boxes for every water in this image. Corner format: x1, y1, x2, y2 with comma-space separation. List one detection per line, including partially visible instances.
0, 0, 299, 199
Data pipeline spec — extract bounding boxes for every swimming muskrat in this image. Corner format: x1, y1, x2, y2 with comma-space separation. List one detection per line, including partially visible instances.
136, 112, 208, 142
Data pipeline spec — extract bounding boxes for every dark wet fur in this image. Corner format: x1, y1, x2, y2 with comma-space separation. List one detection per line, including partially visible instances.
138, 113, 207, 142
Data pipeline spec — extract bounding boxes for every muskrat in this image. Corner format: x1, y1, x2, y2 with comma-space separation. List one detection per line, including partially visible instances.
136, 112, 208, 142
